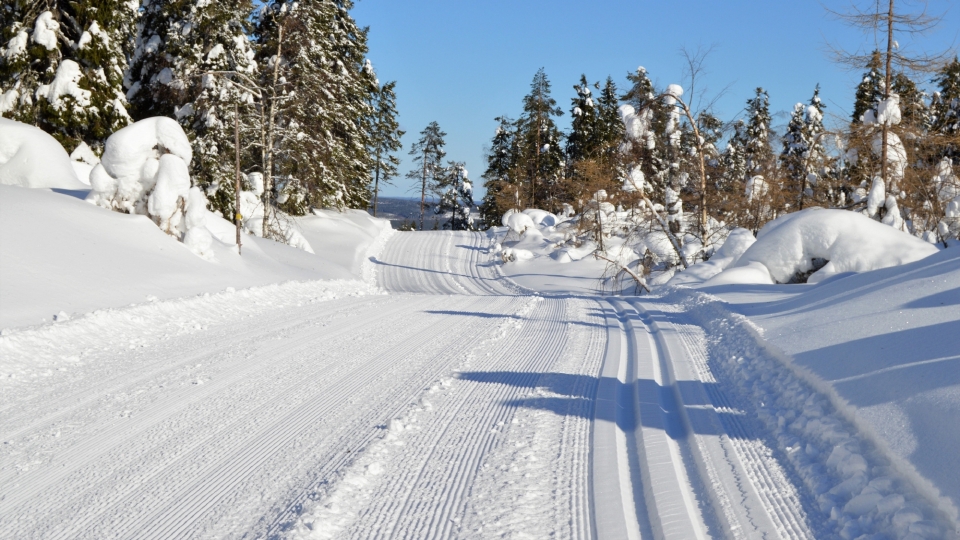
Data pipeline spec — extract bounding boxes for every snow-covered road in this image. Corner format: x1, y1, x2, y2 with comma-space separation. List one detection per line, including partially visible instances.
2, 231, 955, 539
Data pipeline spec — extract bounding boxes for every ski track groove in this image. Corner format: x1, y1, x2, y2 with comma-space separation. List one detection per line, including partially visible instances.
1, 228, 835, 540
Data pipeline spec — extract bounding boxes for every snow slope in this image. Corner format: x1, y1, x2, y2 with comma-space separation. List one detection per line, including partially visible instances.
692, 246, 960, 524
0, 186, 389, 328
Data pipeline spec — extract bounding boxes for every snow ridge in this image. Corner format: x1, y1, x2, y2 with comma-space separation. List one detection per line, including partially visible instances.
671, 289, 958, 539
0, 279, 380, 395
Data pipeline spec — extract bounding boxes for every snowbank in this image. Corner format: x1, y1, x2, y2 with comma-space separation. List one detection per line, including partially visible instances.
0, 186, 391, 329
668, 228, 756, 286
0, 118, 87, 189
691, 246, 960, 523
703, 209, 938, 286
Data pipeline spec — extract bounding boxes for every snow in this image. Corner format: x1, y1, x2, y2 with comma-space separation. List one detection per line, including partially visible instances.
2, 123, 959, 538
0, 118, 87, 189
32, 11, 59, 51
692, 246, 960, 528
0, 185, 391, 329
2, 30, 28, 59
700, 209, 938, 285
69, 141, 99, 185
37, 60, 92, 111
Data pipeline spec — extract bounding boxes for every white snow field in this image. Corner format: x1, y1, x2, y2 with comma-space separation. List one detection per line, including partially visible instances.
2, 191, 959, 538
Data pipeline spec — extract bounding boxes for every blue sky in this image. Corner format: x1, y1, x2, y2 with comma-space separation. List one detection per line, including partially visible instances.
352, 0, 959, 199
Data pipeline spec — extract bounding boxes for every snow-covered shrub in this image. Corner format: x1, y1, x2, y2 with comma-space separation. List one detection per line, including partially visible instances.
86, 117, 193, 217
0, 118, 87, 190
83, 117, 221, 258
705, 209, 939, 285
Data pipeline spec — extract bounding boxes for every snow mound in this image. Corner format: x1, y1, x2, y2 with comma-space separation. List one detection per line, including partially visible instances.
87, 116, 193, 215
705, 209, 938, 285
522, 208, 558, 227
502, 209, 536, 234
669, 228, 756, 286
0, 118, 86, 189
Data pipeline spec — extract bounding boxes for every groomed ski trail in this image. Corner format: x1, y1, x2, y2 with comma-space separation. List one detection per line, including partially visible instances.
5, 228, 945, 539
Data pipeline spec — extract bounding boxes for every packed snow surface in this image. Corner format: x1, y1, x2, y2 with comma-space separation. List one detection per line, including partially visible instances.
0, 118, 87, 190
2, 179, 957, 538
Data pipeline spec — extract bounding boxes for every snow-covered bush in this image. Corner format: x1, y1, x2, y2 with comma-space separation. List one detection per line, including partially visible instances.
704, 209, 938, 286
0, 118, 87, 190
86, 117, 193, 217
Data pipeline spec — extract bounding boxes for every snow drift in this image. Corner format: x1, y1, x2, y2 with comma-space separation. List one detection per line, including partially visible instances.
700, 209, 938, 286
0, 118, 87, 190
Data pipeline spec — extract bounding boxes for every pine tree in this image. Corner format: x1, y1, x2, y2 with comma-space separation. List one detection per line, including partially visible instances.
479, 115, 518, 227
256, 0, 377, 213
435, 161, 474, 230
368, 80, 403, 217
127, 0, 256, 217
619, 66, 671, 204
406, 121, 446, 230
742, 87, 777, 231
596, 77, 624, 158
566, 74, 599, 164
1, 2, 135, 153
516, 68, 563, 210
931, 56, 960, 162
782, 86, 827, 209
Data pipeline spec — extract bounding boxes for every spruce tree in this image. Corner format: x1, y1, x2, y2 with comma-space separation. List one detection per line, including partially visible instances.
368, 80, 404, 217
782, 86, 827, 209
127, 0, 256, 217
566, 74, 599, 164
932, 56, 960, 162
406, 121, 446, 230
435, 161, 474, 231
479, 115, 518, 227
1, 2, 135, 153
516, 68, 563, 210
256, 0, 377, 213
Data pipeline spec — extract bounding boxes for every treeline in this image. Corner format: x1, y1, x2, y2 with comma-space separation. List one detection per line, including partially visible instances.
0, 0, 402, 223
479, 57, 960, 249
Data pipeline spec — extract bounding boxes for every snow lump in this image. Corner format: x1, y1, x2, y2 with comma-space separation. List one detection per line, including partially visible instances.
0, 118, 87, 190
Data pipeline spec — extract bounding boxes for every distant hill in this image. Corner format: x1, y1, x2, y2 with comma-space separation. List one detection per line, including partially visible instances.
368, 197, 443, 230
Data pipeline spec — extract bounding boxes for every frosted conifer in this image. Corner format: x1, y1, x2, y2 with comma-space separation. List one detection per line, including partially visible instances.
126, 0, 257, 218
1, 1, 135, 153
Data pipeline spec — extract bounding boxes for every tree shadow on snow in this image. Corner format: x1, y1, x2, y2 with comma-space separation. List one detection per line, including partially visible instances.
455, 370, 759, 440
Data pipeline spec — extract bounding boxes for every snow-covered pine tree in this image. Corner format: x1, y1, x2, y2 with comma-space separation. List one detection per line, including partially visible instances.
126, 0, 257, 218
619, 66, 671, 205
932, 57, 960, 159
435, 161, 474, 231
596, 77, 624, 158
516, 68, 564, 211
257, 0, 377, 212
566, 74, 599, 165
479, 115, 518, 228
742, 87, 777, 231
368, 80, 403, 217
0, 1, 135, 153
406, 121, 446, 230
782, 85, 827, 210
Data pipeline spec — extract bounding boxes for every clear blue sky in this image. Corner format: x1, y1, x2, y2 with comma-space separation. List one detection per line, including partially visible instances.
352, 0, 959, 199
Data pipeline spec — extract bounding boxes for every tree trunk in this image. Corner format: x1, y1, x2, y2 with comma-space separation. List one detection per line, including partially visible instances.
234, 103, 242, 255
419, 152, 427, 230
264, 23, 284, 239
373, 150, 381, 217
881, 0, 894, 193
